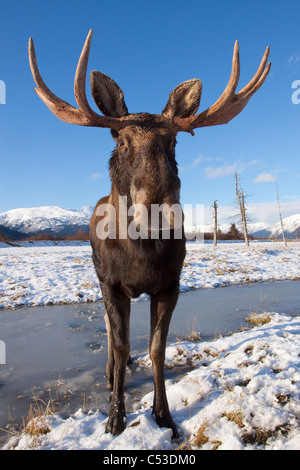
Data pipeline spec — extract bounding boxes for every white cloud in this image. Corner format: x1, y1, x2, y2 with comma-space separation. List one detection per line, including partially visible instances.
179, 155, 211, 174
254, 172, 276, 183
201, 200, 300, 226
246, 200, 300, 224
88, 172, 104, 180
204, 159, 259, 179
189, 156, 205, 168
204, 164, 236, 179
288, 52, 300, 66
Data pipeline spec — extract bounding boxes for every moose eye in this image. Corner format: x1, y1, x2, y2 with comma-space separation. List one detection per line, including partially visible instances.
118, 140, 125, 148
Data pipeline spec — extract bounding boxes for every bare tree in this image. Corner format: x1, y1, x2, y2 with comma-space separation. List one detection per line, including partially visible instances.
276, 184, 287, 247
213, 200, 218, 247
235, 172, 249, 247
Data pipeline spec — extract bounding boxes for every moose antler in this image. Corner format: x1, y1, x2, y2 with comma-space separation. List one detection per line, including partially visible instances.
28, 29, 125, 129
29, 32, 270, 134
174, 41, 271, 134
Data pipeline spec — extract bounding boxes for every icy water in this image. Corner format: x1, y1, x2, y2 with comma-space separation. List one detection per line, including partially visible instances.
0, 280, 299, 447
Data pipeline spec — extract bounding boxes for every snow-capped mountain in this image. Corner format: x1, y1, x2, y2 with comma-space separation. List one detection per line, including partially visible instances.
248, 222, 273, 238
184, 222, 272, 237
0, 206, 94, 238
180, 217, 300, 239
269, 214, 300, 239
0, 205, 299, 240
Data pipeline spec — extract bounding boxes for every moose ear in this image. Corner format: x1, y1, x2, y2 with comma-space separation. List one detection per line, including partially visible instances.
90, 71, 128, 117
162, 79, 202, 119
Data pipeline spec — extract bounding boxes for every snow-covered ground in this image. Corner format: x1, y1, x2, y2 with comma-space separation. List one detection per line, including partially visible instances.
0, 240, 300, 310
1, 240, 300, 450
6, 312, 300, 450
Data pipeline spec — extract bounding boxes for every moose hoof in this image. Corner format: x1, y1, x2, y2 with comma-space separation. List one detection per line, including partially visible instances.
105, 417, 126, 435
105, 405, 126, 436
105, 419, 125, 436
127, 355, 133, 365
155, 413, 179, 439
106, 379, 113, 390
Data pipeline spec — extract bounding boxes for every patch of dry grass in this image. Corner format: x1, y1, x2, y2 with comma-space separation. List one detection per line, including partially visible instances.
193, 422, 209, 447
223, 409, 245, 428
245, 312, 272, 327
2, 391, 57, 449
22, 396, 54, 439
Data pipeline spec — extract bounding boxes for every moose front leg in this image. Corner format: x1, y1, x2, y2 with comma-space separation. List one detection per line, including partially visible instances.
104, 312, 114, 390
101, 282, 130, 435
150, 282, 179, 438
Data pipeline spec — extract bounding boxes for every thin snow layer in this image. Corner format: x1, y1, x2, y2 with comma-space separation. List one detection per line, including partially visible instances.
0, 241, 300, 309
9, 313, 300, 450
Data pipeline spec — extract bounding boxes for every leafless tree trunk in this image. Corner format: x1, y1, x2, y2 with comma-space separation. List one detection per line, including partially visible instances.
235, 172, 249, 247
276, 185, 287, 247
213, 200, 218, 247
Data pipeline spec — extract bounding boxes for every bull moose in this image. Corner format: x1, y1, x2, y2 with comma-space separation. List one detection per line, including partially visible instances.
28, 30, 270, 437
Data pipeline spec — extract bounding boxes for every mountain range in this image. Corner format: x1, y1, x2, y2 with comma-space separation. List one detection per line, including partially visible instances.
0, 205, 299, 240
0, 206, 93, 239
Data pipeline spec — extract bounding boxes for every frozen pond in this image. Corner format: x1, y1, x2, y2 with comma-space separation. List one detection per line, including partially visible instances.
0, 280, 300, 446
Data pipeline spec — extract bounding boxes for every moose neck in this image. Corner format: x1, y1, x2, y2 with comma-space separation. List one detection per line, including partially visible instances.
108, 133, 183, 253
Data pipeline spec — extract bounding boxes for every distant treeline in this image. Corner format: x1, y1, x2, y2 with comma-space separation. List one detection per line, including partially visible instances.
185, 223, 254, 241
0, 224, 255, 242
0, 229, 90, 242
204, 231, 253, 241
185, 232, 255, 241
23, 230, 91, 241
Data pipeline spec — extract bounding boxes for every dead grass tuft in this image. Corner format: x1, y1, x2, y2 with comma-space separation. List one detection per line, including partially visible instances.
245, 312, 272, 327
223, 410, 245, 428
193, 422, 209, 447
23, 397, 54, 438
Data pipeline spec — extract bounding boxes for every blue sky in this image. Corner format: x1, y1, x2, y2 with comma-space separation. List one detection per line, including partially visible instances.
0, 0, 300, 224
